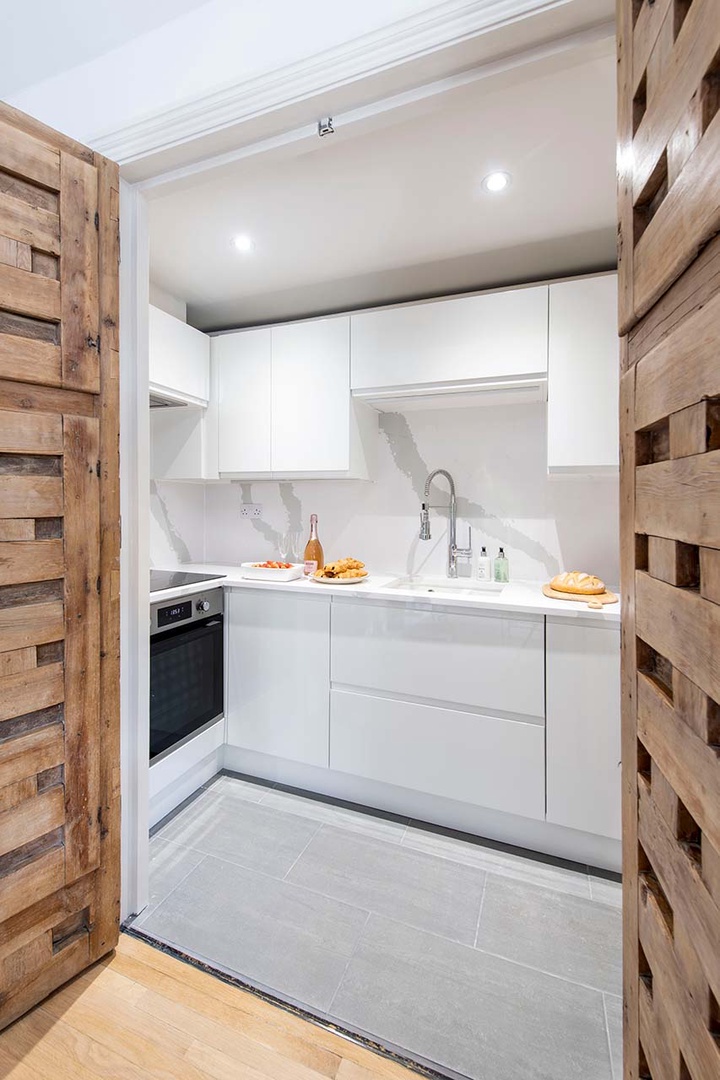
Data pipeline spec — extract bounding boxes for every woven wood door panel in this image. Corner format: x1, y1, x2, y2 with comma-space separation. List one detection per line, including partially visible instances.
0, 103, 119, 1028
618, 0, 720, 332
618, 2, 720, 1078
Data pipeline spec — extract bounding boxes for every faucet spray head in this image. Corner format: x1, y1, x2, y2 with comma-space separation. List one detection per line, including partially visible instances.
419, 503, 431, 540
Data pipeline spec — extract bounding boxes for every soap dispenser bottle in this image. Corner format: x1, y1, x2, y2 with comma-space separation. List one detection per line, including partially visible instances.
493, 546, 510, 583
476, 546, 492, 581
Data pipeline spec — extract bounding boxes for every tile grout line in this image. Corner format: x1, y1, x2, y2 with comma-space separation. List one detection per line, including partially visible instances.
281, 822, 325, 882
472, 876, 488, 949
472, 941, 620, 998
601, 992, 616, 1080
325, 909, 373, 1018
134, 852, 210, 927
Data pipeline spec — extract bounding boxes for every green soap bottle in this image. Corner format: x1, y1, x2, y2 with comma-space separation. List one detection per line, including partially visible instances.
493, 546, 509, 583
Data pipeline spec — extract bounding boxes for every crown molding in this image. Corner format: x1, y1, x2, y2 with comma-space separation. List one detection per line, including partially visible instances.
91, 0, 572, 164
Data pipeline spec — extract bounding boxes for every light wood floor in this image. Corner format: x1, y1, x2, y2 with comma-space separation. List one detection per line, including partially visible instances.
0, 933, 421, 1080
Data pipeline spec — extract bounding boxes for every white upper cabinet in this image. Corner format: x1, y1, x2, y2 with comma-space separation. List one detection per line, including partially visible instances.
215, 328, 273, 474
272, 318, 350, 473
215, 317, 372, 478
149, 304, 210, 405
547, 274, 619, 474
350, 285, 549, 392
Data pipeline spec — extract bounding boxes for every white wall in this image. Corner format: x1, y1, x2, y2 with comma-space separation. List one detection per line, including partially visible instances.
151, 402, 619, 585
8, 0, 442, 145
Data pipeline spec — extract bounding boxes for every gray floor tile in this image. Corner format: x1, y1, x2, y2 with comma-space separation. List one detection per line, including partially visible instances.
206, 774, 273, 803
286, 825, 485, 944
259, 787, 409, 844
133, 837, 206, 926
331, 914, 613, 1080
590, 874, 623, 910
604, 994, 623, 1080
476, 875, 622, 995
402, 823, 591, 898
141, 855, 370, 1013
156, 790, 321, 878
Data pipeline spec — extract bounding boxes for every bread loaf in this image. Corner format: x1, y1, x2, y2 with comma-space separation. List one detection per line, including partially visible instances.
550, 571, 605, 595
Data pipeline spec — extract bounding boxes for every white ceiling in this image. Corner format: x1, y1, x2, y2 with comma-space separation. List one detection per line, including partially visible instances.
149, 42, 617, 330
0, 0, 212, 97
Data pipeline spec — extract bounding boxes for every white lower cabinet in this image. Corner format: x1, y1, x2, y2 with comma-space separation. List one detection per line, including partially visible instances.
330, 689, 545, 820
226, 589, 330, 767
546, 617, 621, 839
331, 599, 545, 719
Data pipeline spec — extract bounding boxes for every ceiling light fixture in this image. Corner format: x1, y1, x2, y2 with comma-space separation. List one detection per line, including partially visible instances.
481, 171, 511, 193
232, 234, 254, 253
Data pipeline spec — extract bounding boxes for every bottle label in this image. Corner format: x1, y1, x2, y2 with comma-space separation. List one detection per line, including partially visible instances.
304, 560, 318, 576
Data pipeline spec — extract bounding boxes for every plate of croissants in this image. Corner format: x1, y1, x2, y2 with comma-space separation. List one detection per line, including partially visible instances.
312, 558, 368, 583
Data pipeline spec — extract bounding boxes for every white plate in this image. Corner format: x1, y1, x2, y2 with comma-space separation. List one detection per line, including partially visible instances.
240, 562, 304, 582
311, 573, 369, 585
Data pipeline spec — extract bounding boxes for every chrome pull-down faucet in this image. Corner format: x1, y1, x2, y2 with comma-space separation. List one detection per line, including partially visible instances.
419, 468, 472, 578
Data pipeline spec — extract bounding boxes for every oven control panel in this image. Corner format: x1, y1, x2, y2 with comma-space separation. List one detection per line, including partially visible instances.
150, 587, 224, 637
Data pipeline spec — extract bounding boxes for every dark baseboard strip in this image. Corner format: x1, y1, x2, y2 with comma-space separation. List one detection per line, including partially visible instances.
121, 925, 468, 1080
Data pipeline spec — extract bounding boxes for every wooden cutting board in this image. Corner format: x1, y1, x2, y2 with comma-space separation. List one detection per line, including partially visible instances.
542, 584, 619, 607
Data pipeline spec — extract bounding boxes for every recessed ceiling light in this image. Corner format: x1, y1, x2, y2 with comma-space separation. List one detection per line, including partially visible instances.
481, 171, 511, 193
232, 234, 254, 253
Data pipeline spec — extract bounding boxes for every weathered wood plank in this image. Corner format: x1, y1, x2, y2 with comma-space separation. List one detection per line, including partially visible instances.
0, 846, 64, 923
63, 415, 101, 883
0, 192, 60, 255
632, 0, 673, 95
0, 520, 35, 541
0, 334, 61, 389
0, 788, 65, 859
647, 535, 699, 586
636, 570, 720, 704
0, 541, 64, 586
635, 450, 720, 547
634, 108, 720, 319
0, 877, 92, 963
0, 118, 60, 191
0, 408, 62, 454
0, 777, 36, 815
0, 378, 95, 419
0, 476, 63, 519
0, 600, 64, 653
0, 724, 64, 790
0, 263, 60, 322
60, 155, 99, 394
0, 936, 90, 1033
700, 545, 720, 605
0, 662, 64, 723
0, 647, 36, 677
669, 399, 720, 459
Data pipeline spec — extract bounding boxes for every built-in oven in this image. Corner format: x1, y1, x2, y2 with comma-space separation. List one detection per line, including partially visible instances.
149, 588, 224, 761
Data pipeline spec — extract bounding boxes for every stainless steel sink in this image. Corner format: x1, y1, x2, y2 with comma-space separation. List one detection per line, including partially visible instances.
386, 577, 506, 596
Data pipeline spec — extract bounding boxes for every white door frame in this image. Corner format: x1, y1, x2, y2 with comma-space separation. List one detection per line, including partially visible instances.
116, 8, 615, 920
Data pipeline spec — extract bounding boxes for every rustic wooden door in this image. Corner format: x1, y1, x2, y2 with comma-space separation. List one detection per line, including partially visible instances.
0, 103, 120, 1026
617, 1, 720, 1078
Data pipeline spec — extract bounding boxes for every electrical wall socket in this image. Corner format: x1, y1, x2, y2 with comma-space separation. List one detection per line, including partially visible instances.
240, 503, 263, 519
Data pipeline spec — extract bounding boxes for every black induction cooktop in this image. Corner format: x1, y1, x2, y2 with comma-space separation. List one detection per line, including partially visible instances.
150, 569, 226, 593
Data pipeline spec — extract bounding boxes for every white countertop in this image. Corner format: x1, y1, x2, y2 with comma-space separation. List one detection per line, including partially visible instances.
150, 563, 621, 624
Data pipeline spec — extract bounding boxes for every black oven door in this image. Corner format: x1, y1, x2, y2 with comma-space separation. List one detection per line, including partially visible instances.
150, 615, 223, 760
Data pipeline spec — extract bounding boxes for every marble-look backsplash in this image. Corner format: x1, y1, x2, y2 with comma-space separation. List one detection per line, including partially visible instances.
150, 402, 620, 584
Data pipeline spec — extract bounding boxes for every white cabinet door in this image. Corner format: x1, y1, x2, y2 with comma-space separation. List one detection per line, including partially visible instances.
546, 618, 621, 839
330, 689, 545, 820
331, 599, 545, 719
215, 329, 272, 474
149, 305, 210, 404
547, 274, 619, 473
271, 317, 350, 473
226, 589, 330, 767
350, 286, 548, 390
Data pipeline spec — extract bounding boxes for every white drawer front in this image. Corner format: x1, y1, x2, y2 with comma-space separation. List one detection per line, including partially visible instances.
331, 601, 544, 719
330, 689, 545, 820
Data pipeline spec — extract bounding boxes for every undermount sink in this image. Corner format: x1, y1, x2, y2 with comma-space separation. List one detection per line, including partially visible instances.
386, 577, 506, 596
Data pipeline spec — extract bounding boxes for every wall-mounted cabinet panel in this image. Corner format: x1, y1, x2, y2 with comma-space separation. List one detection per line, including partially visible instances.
330, 689, 545, 820
350, 285, 549, 392
226, 589, 330, 767
547, 274, 619, 474
272, 317, 351, 473
149, 304, 210, 405
546, 617, 621, 839
215, 328, 272, 475
331, 599, 545, 720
